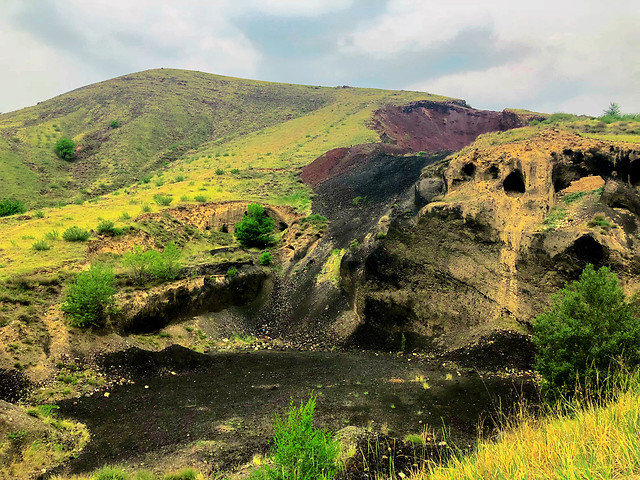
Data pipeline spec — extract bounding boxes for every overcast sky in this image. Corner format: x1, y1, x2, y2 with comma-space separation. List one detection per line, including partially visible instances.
2, 0, 639, 116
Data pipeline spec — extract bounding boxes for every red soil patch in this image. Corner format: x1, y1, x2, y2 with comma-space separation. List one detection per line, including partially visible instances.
301, 101, 543, 187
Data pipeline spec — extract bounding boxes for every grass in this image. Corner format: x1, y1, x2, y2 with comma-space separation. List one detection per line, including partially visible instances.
0, 69, 449, 280
414, 372, 640, 480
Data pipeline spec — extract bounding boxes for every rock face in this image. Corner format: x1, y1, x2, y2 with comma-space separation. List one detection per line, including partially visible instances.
371, 100, 543, 152
346, 129, 640, 364
116, 266, 267, 332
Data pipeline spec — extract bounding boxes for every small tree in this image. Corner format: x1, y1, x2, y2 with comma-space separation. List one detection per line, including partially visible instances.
603, 102, 621, 119
234, 203, 275, 248
533, 264, 640, 397
54, 137, 76, 161
61, 264, 116, 327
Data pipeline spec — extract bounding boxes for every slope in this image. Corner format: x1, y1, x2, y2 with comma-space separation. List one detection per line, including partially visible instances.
0, 70, 450, 279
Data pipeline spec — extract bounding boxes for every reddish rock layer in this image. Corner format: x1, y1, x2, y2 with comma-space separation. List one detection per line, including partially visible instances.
301, 101, 543, 187
371, 100, 538, 152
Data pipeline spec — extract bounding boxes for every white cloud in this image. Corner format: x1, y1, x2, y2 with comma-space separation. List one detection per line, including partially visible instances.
343, 0, 640, 115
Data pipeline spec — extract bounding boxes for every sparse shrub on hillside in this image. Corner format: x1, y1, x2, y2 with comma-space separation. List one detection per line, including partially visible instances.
61, 264, 116, 328
31, 240, 50, 251
215, 168, 225, 175
259, 251, 272, 265
164, 468, 197, 480
141, 176, 152, 184
533, 264, 640, 398
0, 199, 26, 217
250, 395, 341, 480
226, 267, 238, 278
110, 120, 120, 129
300, 214, 327, 230
62, 226, 91, 242
54, 137, 76, 161
153, 194, 173, 206
194, 195, 207, 203
588, 214, 612, 230
97, 220, 122, 236
92, 465, 129, 480
33, 210, 45, 219
234, 203, 275, 248
122, 242, 182, 284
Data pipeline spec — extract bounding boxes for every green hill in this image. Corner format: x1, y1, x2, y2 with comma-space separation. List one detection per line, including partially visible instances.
0, 68, 450, 278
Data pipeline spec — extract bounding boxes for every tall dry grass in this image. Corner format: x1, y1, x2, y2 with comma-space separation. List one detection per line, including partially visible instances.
415, 372, 640, 480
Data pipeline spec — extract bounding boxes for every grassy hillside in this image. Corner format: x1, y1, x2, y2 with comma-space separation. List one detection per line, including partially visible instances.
0, 69, 341, 208
0, 69, 450, 280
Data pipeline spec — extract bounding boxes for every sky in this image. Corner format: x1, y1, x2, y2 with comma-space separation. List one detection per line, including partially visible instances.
2, 0, 639, 116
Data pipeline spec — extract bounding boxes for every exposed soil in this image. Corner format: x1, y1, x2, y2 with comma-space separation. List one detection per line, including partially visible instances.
53, 347, 536, 478
371, 101, 541, 153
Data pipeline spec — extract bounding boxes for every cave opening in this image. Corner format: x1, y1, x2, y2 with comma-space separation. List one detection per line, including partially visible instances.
503, 170, 526, 194
462, 162, 476, 177
484, 165, 500, 180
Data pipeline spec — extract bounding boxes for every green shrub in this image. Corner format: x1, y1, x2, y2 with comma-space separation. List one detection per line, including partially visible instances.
215, 168, 225, 175
352, 196, 365, 206
588, 214, 612, 229
54, 137, 76, 161
164, 468, 197, 480
93, 466, 129, 480
32, 240, 51, 251
110, 120, 120, 129
234, 203, 275, 248
0, 199, 26, 217
226, 266, 238, 277
122, 242, 182, 284
97, 220, 121, 236
153, 194, 173, 206
120, 212, 131, 221
533, 264, 640, 398
61, 264, 116, 328
251, 395, 341, 480
62, 226, 91, 242
141, 176, 152, 184
142, 204, 152, 213
300, 214, 327, 230
230, 168, 240, 174
259, 251, 272, 265
194, 195, 207, 203
44, 229, 59, 240
33, 210, 45, 219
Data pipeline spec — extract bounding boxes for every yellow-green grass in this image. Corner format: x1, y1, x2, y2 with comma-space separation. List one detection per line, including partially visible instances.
415, 381, 640, 480
580, 132, 640, 143
0, 80, 446, 280
0, 68, 449, 209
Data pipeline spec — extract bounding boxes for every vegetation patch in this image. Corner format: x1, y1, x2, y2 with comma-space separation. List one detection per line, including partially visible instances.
122, 243, 182, 284
61, 264, 117, 327
0, 199, 26, 217
234, 203, 275, 248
